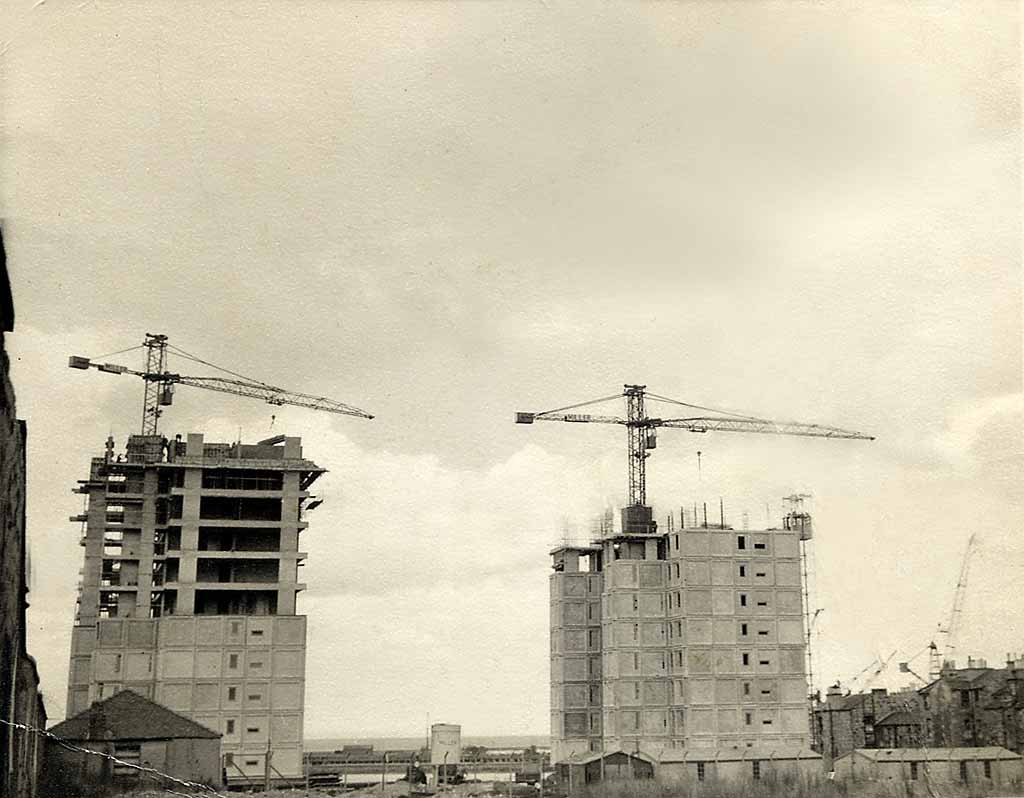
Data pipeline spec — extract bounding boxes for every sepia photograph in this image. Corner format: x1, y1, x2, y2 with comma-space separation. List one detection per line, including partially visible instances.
0, 2, 1020, 797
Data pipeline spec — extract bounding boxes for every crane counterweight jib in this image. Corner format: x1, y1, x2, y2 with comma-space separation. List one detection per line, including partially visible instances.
515, 385, 874, 507
70, 335, 374, 432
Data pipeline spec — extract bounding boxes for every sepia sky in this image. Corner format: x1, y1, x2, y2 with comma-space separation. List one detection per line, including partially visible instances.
1, 1, 1020, 738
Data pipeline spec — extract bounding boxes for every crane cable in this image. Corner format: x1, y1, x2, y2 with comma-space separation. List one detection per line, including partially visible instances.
91, 344, 144, 360
644, 392, 768, 421
166, 344, 283, 391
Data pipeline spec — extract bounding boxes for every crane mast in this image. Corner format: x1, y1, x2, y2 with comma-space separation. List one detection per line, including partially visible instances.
929, 533, 977, 678
625, 384, 653, 509
141, 333, 170, 434
70, 332, 373, 433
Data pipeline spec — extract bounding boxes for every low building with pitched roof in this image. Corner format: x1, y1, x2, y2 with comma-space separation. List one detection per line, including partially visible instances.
833, 746, 1023, 785
40, 690, 221, 796
657, 744, 821, 784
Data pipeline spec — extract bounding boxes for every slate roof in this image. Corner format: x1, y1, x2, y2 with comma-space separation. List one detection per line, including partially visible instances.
658, 745, 821, 763
49, 690, 220, 741
875, 710, 920, 727
561, 749, 657, 766
837, 747, 1021, 763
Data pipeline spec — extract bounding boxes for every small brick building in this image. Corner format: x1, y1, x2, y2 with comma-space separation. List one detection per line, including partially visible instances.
41, 690, 222, 796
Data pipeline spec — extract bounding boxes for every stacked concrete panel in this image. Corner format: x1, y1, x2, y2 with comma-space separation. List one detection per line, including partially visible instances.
601, 535, 669, 752
667, 527, 810, 751
66, 432, 322, 781
550, 508, 813, 764
549, 545, 603, 763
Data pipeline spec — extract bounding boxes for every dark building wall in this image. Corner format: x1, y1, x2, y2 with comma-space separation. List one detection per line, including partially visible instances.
924, 668, 1024, 752
0, 227, 47, 798
40, 737, 222, 797
814, 688, 924, 763
815, 668, 1024, 766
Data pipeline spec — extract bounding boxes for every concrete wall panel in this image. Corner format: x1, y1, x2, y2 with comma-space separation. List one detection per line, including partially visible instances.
272, 648, 303, 677
195, 616, 224, 645
161, 618, 196, 646
194, 649, 222, 678
160, 649, 194, 679
687, 619, 711, 644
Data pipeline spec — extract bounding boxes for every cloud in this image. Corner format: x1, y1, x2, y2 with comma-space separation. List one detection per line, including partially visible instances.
927, 393, 1024, 503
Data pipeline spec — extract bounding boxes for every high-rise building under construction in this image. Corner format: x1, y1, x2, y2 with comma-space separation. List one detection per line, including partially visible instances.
550, 504, 812, 764
66, 432, 322, 781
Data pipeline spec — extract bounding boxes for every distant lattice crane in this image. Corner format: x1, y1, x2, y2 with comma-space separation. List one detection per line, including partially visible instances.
928, 533, 978, 679
69, 333, 373, 434
515, 384, 874, 509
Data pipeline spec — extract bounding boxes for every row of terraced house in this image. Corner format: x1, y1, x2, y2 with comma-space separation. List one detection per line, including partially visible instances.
814, 656, 1024, 764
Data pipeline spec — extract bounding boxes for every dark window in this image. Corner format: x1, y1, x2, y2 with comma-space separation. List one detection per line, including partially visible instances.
753, 542, 766, 550
752, 761, 761, 780
910, 762, 918, 780
961, 691, 971, 707
743, 682, 751, 696
741, 623, 748, 636
740, 594, 748, 607
737, 536, 746, 550
745, 712, 752, 726
984, 761, 991, 779
227, 687, 237, 700
742, 653, 750, 666
112, 744, 141, 775
696, 763, 705, 782
202, 468, 283, 491
228, 654, 238, 669
739, 565, 746, 578
959, 762, 968, 783
226, 720, 235, 734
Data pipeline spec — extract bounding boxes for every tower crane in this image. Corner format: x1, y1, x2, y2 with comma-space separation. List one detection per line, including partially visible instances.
69, 333, 373, 434
927, 533, 978, 679
515, 385, 874, 522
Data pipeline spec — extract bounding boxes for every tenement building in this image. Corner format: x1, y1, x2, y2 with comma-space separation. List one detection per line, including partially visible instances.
551, 505, 811, 764
0, 227, 47, 798
66, 432, 322, 781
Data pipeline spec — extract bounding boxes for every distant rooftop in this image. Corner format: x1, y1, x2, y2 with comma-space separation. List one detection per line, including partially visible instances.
50, 689, 220, 741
